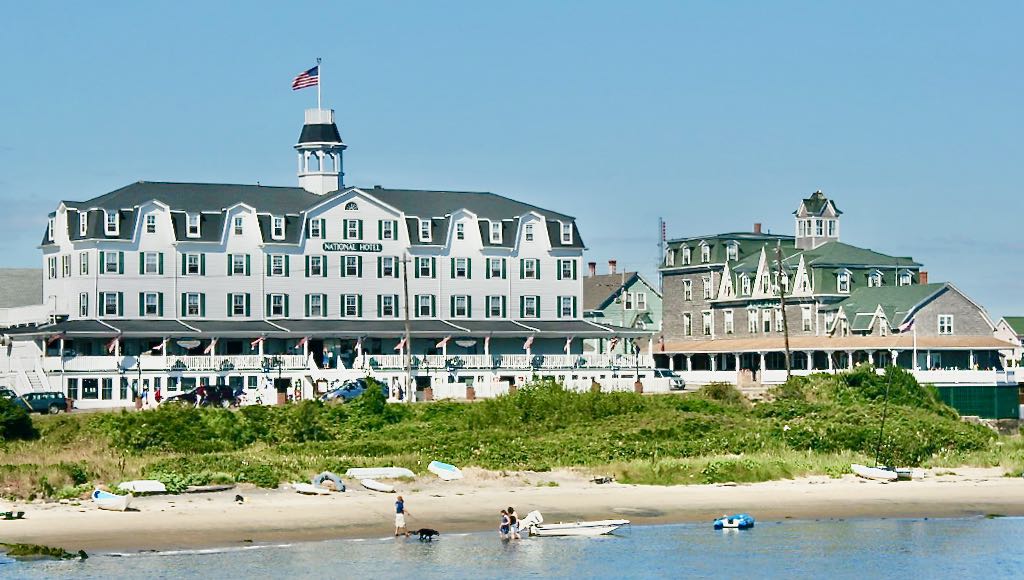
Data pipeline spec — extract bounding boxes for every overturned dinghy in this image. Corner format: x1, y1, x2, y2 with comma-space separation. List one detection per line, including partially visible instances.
428, 461, 463, 481
713, 514, 755, 530
520, 511, 630, 537
851, 464, 898, 482
292, 482, 333, 495
311, 471, 346, 492
117, 480, 167, 494
360, 479, 396, 493
344, 467, 415, 480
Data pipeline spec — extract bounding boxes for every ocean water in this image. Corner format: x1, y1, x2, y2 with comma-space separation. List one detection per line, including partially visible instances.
3, 517, 1024, 579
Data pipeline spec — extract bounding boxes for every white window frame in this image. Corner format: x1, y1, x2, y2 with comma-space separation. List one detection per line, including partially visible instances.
868, 272, 883, 287
560, 260, 573, 280
309, 294, 324, 317
270, 294, 285, 317
452, 295, 469, 318
144, 252, 159, 274
80, 214, 89, 236
344, 256, 359, 277
741, 276, 751, 296
636, 292, 647, 311
381, 220, 395, 240
418, 257, 433, 278
104, 251, 119, 274
559, 296, 573, 318
489, 258, 503, 279
700, 243, 710, 263
381, 256, 396, 278
186, 213, 201, 238
775, 309, 784, 333
683, 280, 693, 301
61, 255, 70, 277
682, 247, 692, 265
144, 292, 159, 317
624, 292, 634, 310
270, 255, 285, 277
490, 221, 502, 243
665, 249, 675, 267
185, 293, 201, 317
682, 313, 692, 336
899, 272, 912, 286
488, 296, 503, 318
79, 252, 89, 275
827, 219, 836, 237
455, 222, 465, 240
454, 258, 469, 279
524, 224, 534, 242
232, 254, 247, 276
272, 216, 286, 240
103, 292, 118, 316
231, 293, 246, 317
417, 295, 433, 317
185, 253, 201, 276
145, 215, 156, 234
702, 275, 713, 300
726, 243, 738, 261
802, 306, 813, 332
724, 310, 734, 334
234, 217, 244, 236
938, 314, 954, 335
105, 211, 118, 236
815, 219, 824, 236
702, 311, 713, 336
79, 293, 89, 317
560, 222, 573, 244
523, 259, 537, 279
837, 272, 851, 294
308, 219, 321, 239
748, 309, 758, 333
343, 294, 359, 317
419, 219, 432, 242
380, 294, 396, 317
309, 255, 323, 277
523, 296, 538, 318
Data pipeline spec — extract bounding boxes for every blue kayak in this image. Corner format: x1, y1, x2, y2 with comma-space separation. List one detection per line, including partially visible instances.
713, 513, 755, 529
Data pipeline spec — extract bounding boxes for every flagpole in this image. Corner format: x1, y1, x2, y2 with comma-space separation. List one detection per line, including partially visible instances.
316, 57, 322, 110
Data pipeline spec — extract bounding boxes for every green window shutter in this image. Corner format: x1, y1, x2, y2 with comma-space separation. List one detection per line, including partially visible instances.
557, 260, 562, 280
265, 295, 272, 316
200, 294, 206, 317
536, 261, 540, 280
377, 220, 382, 239
394, 257, 400, 279
266, 256, 272, 276
100, 252, 105, 273
414, 258, 420, 279
227, 294, 233, 317
117, 292, 124, 316
572, 260, 577, 280
228, 254, 234, 276
245, 254, 250, 276
519, 296, 524, 318
138, 293, 144, 316
181, 294, 186, 317
200, 254, 206, 275
284, 295, 290, 317
486, 259, 491, 280
430, 295, 436, 317
519, 259, 524, 279
501, 296, 507, 318
245, 294, 250, 317
339, 295, 346, 318
139, 253, 144, 275
321, 294, 327, 317
357, 220, 363, 240
320, 219, 326, 238
357, 256, 363, 277
502, 259, 507, 279
159, 253, 164, 275
573, 296, 578, 318
305, 255, 310, 277
118, 252, 124, 274
466, 259, 472, 279
284, 255, 290, 277
467, 296, 472, 317
450, 258, 455, 278
431, 257, 437, 279
342, 220, 348, 240
393, 221, 399, 240
322, 256, 328, 277
305, 294, 310, 317
486, 296, 492, 318
340, 257, 347, 277
377, 256, 382, 278
377, 295, 382, 317
450, 296, 455, 316
158, 293, 164, 317
357, 295, 363, 317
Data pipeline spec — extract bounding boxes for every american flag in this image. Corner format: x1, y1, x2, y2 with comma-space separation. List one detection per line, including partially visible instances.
291, 66, 319, 90
523, 336, 534, 351
436, 336, 451, 349
204, 338, 218, 355
394, 337, 407, 351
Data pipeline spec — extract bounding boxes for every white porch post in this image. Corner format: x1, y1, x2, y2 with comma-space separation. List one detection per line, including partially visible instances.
846, 351, 854, 370
258, 338, 264, 356
926, 350, 932, 369
806, 351, 813, 371
758, 351, 766, 372
484, 337, 490, 356
890, 350, 900, 367
59, 338, 65, 357
668, 356, 675, 371
685, 355, 692, 372
867, 351, 874, 367
303, 339, 309, 358
826, 351, 834, 371
710, 354, 717, 372
969, 350, 975, 369
734, 353, 740, 370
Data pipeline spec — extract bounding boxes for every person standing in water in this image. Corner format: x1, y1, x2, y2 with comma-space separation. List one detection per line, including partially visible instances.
507, 506, 520, 539
395, 495, 410, 536
499, 510, 510, 540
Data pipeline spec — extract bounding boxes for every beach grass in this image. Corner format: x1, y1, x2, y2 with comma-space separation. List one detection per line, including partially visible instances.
0, 367, 1017, 499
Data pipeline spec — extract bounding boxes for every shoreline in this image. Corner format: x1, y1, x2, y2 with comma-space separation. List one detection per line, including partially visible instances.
2, 467, 1023, 553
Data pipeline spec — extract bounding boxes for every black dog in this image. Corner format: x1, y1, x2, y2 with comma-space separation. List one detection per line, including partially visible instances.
412, 528, 440, 541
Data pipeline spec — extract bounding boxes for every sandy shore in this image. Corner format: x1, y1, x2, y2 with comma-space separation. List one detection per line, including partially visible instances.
2, 467, 1023, 552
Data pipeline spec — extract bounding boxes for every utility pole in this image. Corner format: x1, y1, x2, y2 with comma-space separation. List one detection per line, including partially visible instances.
775, 241, 792, 380
401, 254, 413, 403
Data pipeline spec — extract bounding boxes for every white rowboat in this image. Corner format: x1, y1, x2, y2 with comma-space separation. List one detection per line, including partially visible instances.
345, 467, 415, 480
292, 482, 333, 495
428, 461, 464, 481
360, 479, 396, 493
92, 489, 133, 511
851, 464, 898, 481
118, 480, 167, 494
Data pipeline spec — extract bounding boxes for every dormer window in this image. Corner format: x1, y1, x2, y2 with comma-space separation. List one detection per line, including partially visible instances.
456, 223, 465, 240
837, 271, 851, 293
867, 271, 883, 287
47, 218, 54, 241
741, 275, 751, 296
682, 247, 692, 265
665, 249, 675, 266
490, 221, 502, 244
186, 213, 201, 238
700, 243, 710, 263
145, 215, 156, 234
272, 216, 285, 240
898, 271, 912, 286
419, 219, 432, 242
815, 219, 824, 236
309, 219, 322, 239
560, 222, 573, 244
524, 224, 534, 242
827, 220, 837, 237
233, 217, 243, 235
80, 213, 88, 237
105, 211, 119, 236
726, 243, 738, 261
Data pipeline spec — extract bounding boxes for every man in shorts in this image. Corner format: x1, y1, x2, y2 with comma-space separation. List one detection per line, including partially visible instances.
395, 495, 410, 536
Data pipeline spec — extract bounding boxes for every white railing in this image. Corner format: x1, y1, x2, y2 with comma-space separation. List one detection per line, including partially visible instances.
678, 370, 740, 385
910, 369, 1013, 386
42, 354, 308, 373
0, 305, 50, 327
356, 353, 657, 371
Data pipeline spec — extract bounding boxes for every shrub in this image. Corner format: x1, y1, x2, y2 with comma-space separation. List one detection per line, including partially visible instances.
0, 398, 37, 441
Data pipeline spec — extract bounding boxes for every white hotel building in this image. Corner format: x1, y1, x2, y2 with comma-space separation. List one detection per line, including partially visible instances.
5, 108, 654, 407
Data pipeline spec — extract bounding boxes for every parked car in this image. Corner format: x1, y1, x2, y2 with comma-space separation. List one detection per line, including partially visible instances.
162, 385, 241, 408
319, 379, 386, 403
653, 368, 686, 391
4, 391, 69, 414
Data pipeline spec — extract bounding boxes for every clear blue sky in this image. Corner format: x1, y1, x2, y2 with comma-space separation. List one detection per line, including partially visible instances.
1, 1, 1020, 317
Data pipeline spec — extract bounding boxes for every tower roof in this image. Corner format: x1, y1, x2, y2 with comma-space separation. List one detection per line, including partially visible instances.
296, 108, 344, 145
794, 190, 842, 216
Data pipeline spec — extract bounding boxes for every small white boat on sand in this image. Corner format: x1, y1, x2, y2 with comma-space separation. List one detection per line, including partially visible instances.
851, 464, 898, 482
92, 489, 133, 511
118, 480, 167, 494
360, 479, 396, 493
428, 461, 464, 481
345, 467, 415, 480
519, 511, 629, 537
292, 482, 333, 495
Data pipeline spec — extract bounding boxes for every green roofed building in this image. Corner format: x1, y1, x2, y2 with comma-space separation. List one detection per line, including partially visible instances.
995, 317, 1024, 366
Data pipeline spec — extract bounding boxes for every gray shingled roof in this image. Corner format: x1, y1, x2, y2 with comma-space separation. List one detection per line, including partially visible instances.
583, 272, 638, 311
0, 269, 42, 308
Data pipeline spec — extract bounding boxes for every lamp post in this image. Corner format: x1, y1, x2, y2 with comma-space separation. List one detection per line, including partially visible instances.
633, 339, 643, 393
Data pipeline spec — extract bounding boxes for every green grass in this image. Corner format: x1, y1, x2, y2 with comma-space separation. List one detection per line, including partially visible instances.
0, 368, 1017, 498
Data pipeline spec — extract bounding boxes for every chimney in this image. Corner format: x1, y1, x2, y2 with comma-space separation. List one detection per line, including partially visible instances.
919, 270, 928, 284
588, 262, 597, 277
608, 260, 617, 275
753, 222, 762, 234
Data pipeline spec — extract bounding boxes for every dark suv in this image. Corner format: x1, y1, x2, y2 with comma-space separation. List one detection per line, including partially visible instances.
2, 391, 69, 414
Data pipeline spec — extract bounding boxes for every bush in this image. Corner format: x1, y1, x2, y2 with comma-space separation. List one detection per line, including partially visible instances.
0, 398, 37, 441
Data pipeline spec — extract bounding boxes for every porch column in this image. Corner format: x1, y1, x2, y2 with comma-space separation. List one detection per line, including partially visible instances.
805, 351, 813, 371
867, 351, 874, 367
258, 338, 264, 356
484, 336, 491, 356
758, 351, 766, 372
826, 351, 834, 371
734, 353, 740, 370
303, 339, 309, 358
926, 350, 932, 370
686, 355, 692, 372
969, 350, 975, 369
668, 356, 675, 371
59, 338, 65, 357
846, 351, 854, 370
710, 355, 717, 372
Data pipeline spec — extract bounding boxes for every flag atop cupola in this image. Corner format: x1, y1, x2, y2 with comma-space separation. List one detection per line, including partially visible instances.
794, 190, 841, 250
295, 108, 346, 195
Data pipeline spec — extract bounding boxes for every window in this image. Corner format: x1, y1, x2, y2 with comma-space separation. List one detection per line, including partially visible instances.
702, 275, 713, 300
624, 292, 634, 310
185, 253, 202, 276
490, 221, 502, 243
726, 243, 738, 261
558, 296, 575, 318
815, 219, 824, 236
775, 309, 784, 333
103, 292, 119, 316
379, 295, 397, 317
898, 271, 912, 286
827, 220, 836, 237
724, 310, 734, 334
824, 311, 836, 331
524, 224, 534, 242
231, 293, 247, 317
185, 293, 202, 317
867, 272, 883, 287
232, 254, 247, 276
879, 320, 889, 336
419, 219, 432, 242
101, 378, 113, 400
308, 294, 324, 317
780, 273, 789, 294
682, 247, 692, 265
763, 311, 772, 333
344, 201, 359, 211
702, 311, 712, 336
272, 216, 286, 240
487, 296, 504, 318
452, 295, 469, 317
748, 309, 758, 333
636, 293, 647, 311
741, 276, 751, 296
417, 295, 434, 317
521, 259, 537, 279
380, 220, 395, 240
559, 259, 575, 280
308, 219, 321, 239
938, 315, 954, 335
270, 255, 285, 277
80, 214, 89, 236
453, 258, 469, 279
802, 306, 813, 332
309, 255, 324, 277
837, 272, 851, 294
380, 256, 396, 278
456, 223, 465, 240
105, 211, 118, 235
488, 258, 504, 279
683, 280, 693, 301
665, 249, 675, 267
417, 257, 433, 278
682, 313, 692, 336
522, 296, 539, 318
104, 251, 119, 274
234, 217, 244, 235
344, 219, 360, 240
79, 293, 89, 317
700, 243, 710, 263
343, 256, 360, 277
143, 252, 159, 274
47, 218, 54, 241
342, 294, 360, 317
186, 213, 201, 238
79, 252, 88, 275
67, 378, 78, 400
144, 292, 159, 316
269, 294, 286, 317
142, 214, 155, 234
61, 255, 70, 277
560, 222, 573, 244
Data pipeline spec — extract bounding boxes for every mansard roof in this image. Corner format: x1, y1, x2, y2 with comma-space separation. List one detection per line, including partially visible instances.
799, 241, 920, 268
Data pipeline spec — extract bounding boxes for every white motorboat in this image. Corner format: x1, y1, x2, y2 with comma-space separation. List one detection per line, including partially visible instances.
851, 463, 898, 481
360, 478, 396, 493
520, 511, 629, 537
92, 489, 133, 511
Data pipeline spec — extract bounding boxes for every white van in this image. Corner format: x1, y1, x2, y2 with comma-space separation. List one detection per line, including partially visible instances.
653, 368, 686, 390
